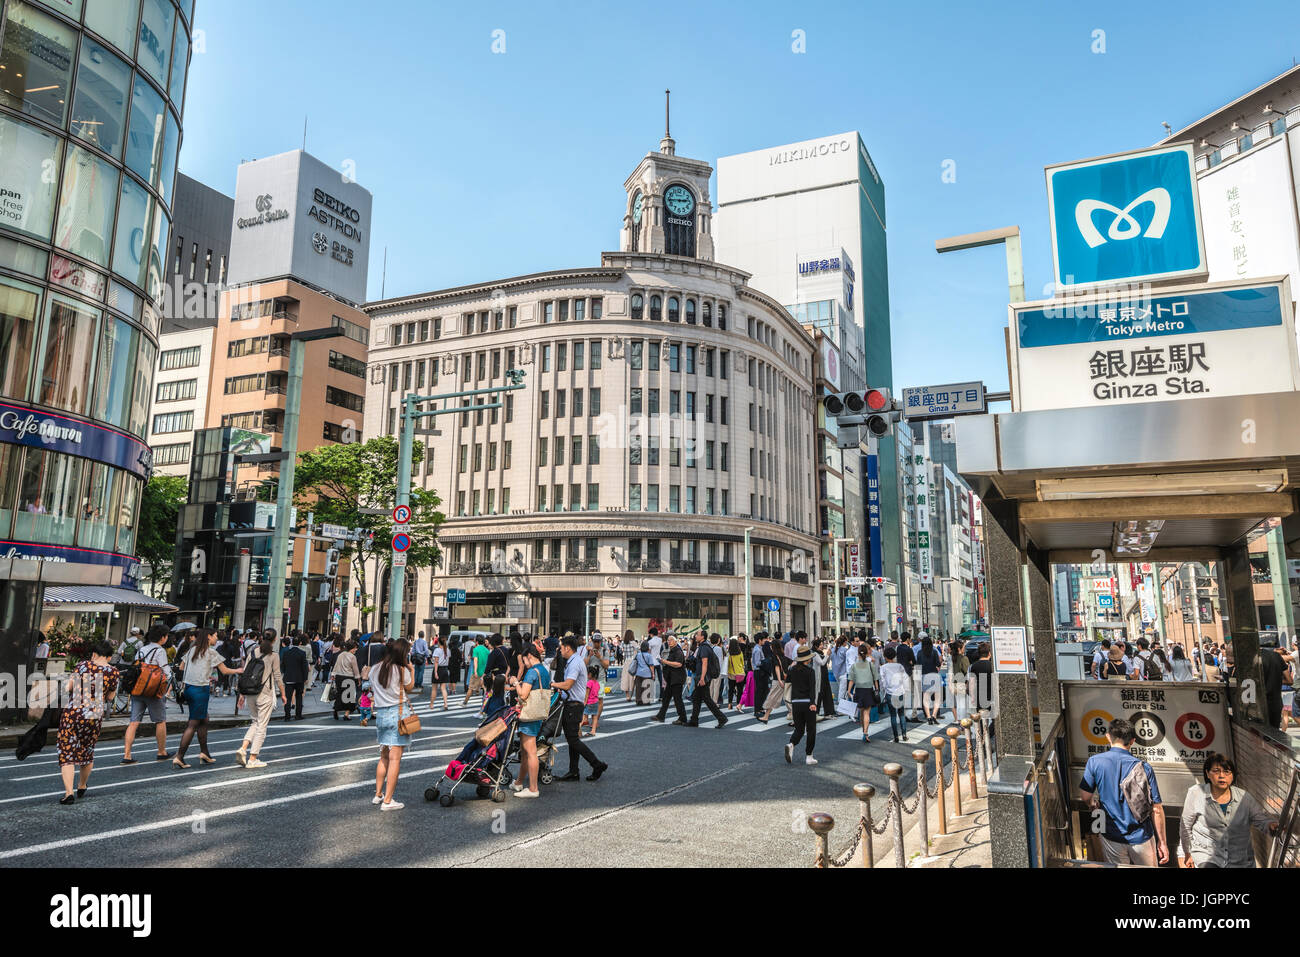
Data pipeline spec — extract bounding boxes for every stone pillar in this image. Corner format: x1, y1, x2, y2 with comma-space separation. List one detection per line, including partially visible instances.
1221, 543, 1265, 725
1025, 554, 1060, 733
0, 580, 42, 725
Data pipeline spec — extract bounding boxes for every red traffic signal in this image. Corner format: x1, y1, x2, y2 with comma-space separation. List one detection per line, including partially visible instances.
865, 388, 890, 411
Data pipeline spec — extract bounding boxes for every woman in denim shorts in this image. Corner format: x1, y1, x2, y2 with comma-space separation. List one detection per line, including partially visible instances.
363, 638, 414, 811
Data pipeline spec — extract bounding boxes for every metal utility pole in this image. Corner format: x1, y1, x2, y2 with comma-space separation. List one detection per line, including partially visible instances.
387, 372, 527, 644
297, 510, 313, 634
265, 327, 343, 639
744, 526, 754, 635
233, 548, 250, 630
833, 535, 854, 640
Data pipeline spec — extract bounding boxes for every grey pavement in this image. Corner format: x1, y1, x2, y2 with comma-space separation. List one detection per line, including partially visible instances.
0, 688, 966, 868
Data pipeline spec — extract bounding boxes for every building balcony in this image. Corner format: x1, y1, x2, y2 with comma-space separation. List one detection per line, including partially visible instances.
640, 559, 662, 572
566, 558, 599, 572
670, 559, 700, 573
790, 570, 809, 585
531, 558, 560, 573
447, 561, 475, 575
708, 561, 735, 576
477, 562, 496, 575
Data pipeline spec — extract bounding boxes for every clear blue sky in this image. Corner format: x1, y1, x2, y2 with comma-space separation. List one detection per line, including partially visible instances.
180, 0, 1300, 392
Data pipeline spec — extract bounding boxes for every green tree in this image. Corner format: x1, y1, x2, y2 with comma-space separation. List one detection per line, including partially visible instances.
292, 436, 443, 631
138, 474, 188, 597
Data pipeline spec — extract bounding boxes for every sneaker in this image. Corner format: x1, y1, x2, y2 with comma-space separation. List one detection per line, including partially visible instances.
805, 755, 819, 766
372, 795, 383, 805
513, 789, 539, 799
234, 749, 248, 768
717, 717, 728, 729
510, 782, 525, 793
245, 759, 267, 769
784, 743, 793, 764
380, 800, 404, 811
649, 715, 665, 723
671, 719, 686, 726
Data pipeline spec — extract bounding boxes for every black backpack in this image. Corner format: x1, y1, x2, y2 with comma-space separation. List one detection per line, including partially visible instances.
237, 653, 267, 696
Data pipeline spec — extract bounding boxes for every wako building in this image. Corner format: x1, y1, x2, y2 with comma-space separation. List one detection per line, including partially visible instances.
0, 0, 195, 698
363, 129, 821, 637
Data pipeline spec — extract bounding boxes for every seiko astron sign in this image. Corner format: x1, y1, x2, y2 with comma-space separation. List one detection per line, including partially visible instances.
226, 150, 373, 305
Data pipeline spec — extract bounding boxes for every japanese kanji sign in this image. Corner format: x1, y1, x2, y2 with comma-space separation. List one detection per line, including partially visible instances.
1064, 681, 1232, 770
901, 381, 986, 421
1009, 279, 1297, 412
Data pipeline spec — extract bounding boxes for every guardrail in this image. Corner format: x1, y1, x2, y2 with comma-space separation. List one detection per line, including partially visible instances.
810, 709, 995, 867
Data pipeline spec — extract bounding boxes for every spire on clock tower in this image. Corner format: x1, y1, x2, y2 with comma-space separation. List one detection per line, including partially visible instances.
659, 89, 675, 156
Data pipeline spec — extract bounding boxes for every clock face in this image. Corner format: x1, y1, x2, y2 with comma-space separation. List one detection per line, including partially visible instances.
664, 185, 695, 217
632, 191, 643, 225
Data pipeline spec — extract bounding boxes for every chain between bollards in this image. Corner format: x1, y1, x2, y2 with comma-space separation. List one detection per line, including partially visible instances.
961, 718, 979, 799
884, 763, 906, 868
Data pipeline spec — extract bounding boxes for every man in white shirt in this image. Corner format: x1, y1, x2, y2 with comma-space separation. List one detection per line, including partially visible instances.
647, 628, 664, 702
1091, 640, 1111, 679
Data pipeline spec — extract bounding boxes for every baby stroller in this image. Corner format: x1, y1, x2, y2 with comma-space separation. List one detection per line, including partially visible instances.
425, 704, 520, 807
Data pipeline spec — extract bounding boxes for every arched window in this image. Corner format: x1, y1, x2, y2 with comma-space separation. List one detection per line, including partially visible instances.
650, 295, 662, 321
702, 302, 712, 327
667, 297, 680, 322
685, 299, 696, 324
631, 293, 643, 320
717, 304, 727, 330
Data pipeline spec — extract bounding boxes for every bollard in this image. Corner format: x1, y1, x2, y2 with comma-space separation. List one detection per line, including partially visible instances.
961, 717, 979, 799
946, 726, 963, 818
930, 736, 947, 835
809, 812, 834, 868
883, 763, 906, 868
979, 708, 995, 775
853, 782, 876, 868
912, 749, 930, 855
973, 709, 988, 786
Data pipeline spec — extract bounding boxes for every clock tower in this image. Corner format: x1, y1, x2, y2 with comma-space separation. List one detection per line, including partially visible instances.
621, 91, 715, 260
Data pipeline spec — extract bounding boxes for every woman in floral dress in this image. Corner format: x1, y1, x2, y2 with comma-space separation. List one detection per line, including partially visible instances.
56, 640, 119, 805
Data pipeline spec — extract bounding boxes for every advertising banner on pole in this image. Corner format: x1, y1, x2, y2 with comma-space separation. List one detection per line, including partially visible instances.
866, 453, 883, 576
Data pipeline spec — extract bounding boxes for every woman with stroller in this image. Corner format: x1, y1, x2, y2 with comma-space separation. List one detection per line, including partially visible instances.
509, 643, 551, 799
366, 638, 415, 811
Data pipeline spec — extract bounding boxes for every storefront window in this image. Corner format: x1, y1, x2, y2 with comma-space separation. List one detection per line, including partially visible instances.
136, 0, 174, 88
92, 314, 138, 428
54, 145, 119, 266
0, 2, 76, 127
0, 278, 40, 401
0, 443, 21, 537
168, 17, 187, 105
14, 448, 84, 546
127, 335, 154, 436
115, 475, 138, 553
70, 37, 131, 158
84, 0, 138, 56
125, 76, 165, 188
0, 114, 62, 241
111, 174, 151, 288
78, 461, 120, 550
36, 294, 100, 415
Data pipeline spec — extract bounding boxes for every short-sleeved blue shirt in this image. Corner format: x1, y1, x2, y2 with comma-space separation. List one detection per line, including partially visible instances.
1080, 746, 1163, 844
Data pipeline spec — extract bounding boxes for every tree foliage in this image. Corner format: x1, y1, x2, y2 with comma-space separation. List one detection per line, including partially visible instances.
138, 474, 188, 596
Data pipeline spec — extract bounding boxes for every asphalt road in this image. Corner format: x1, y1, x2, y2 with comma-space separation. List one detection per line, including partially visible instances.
0, 687, 952, 868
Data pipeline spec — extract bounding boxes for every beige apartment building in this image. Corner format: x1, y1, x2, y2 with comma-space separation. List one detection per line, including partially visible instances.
362, 132, 821, 638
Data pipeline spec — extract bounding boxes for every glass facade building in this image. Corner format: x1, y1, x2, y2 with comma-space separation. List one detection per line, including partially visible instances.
0, 0, 195, 707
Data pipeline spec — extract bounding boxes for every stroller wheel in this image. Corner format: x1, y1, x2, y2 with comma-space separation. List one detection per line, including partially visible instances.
424, 787, 440, 802
491, 788, 508, 803
476, 785, 491, 799
438, 793, 454, 808
540, 770, 554, 786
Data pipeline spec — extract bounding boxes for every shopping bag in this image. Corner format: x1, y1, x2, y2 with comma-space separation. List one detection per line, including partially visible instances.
319, 684, 332, 704
836, 697, 858, 719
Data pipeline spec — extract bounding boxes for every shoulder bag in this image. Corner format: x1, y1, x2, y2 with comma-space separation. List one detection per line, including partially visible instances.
131, 646, 168, 699
397, 677, 421, 736
519, 670, 551, 721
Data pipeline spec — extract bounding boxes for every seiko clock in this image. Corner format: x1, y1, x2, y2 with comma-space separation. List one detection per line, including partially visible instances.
664, 185, 695, 217
632, 191, 643, 225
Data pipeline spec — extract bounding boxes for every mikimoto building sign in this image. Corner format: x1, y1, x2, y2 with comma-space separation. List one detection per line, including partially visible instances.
226, 150, 373, 305
1046, 143, 1207, 290
1008, 276, 1299, 412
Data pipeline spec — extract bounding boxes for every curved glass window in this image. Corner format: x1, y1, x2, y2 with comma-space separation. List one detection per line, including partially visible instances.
649, 295, 662, 321
630, 293, 643, 320
84, 0, 138, 57
71, 39, 131, 160
667, 297, 679, 322
0, 114, 62, 241
137, 0, 174, 88
111, 174, 150, 288
125, 76, 165, 187
78, 461, 120, 550
115, 474, 139, 553
127, 335, 154, 436
156, 108, 178, 205
92, 314, 138, 428
0, 2, 75, 127
54, 145, 119, 266
0, 442, 21, 537
36, 293, 99, 415
14, 447, 84, 546
146, 203, 168, 301
0, 278, 40, 401
168, 18, 187, 105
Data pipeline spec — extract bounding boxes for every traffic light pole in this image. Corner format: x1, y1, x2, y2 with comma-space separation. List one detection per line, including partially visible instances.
296, 510, 313, 634
386, 373, 527, 644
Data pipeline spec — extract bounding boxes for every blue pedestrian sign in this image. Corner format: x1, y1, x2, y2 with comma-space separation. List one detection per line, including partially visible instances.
1098, 594, 1114, 608
1046, 144, 1205, 290
845, 596, 859, 610
766, 599, 780, 612
448, 588, 466, 605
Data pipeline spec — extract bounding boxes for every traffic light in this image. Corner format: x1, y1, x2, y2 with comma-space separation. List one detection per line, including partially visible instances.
824, 389, 901, 435
324, 548, 340, 578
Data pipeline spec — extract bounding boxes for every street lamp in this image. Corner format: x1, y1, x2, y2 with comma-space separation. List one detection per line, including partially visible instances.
265, 326, 345, 641
935, 225, 1025, 304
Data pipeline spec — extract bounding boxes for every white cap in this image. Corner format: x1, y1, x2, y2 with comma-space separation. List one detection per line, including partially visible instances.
130, 626, 142, 634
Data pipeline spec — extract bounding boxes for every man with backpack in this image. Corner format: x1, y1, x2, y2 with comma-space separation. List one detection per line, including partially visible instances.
120, 625, 173, 764
1133, 638, 1165, 681
687, 635, 728, 728
1079, 717, 1168, 866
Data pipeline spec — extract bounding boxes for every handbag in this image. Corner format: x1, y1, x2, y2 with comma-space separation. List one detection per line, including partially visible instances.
397, 683, 421, 736
131, 647, 168, 698
474, 716, 508, 745
519, 675, 551, 721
